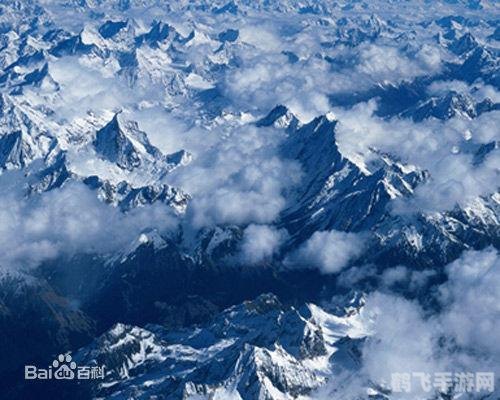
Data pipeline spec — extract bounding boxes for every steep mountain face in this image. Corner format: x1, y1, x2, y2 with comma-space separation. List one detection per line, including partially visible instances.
0, 130, 38, 169
76, 238, 335, 332
256, 105, 301, 132
275, 110, 427, 239
370, 195, 500, 268
0, 0, 498, 399
73, 293, 367, 399
0, 104, 192, 211
259, 105, 498, 268
399, 91, 500, 121
93, 114, 164, 171
451, 46, 500, 87
0, 94, 56, 169
83, 176, 190, 212
28, 151, 74, 193
449, 32, 479, 56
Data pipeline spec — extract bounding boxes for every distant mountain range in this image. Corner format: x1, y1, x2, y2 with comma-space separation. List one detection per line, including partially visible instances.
0, 0, 498, 399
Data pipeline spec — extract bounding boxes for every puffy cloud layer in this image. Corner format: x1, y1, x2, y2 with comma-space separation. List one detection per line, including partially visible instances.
439, 248, 500, 358
330, 248, 500, 399
238, 224, 287, 265
0, 180, 177, 271
169, 124, 302, 229
3, 0, 497, 276
334, 101, 500, 213
285, 230, 366, 273
223, 38, 443, 122
355, 44, 442, 82
360, 292, 443, 398
46, 57, 136, 120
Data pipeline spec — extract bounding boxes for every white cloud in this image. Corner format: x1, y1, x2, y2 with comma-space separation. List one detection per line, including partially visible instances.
48, 57, 132, 120
222, 37, 443, 122
334, 102, 500, 213
356, 44, 441, 82
328, 249, 500, 399
427, 80, 471, 96
129, 106, 191, 155
439, 248, 500, 358
239, 23, 282, 51
285, 230, 366, 273
360, 292, 442, 394
223, 51, 332, 121
238, 224, 287, 265
428, 80, 500, 103
0, 181, 177, 271
169, 124, 302, 228
380, 265, 409, 287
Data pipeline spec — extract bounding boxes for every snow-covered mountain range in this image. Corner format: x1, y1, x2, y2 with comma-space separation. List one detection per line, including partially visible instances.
0, 0, 498, 399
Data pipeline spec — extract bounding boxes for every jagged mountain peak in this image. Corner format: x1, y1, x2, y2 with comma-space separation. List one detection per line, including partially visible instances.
92, 113, 163, 170
453, 45, 499, 85
0, 97, 57, 170
0, 2, 499, 399
28, 150, 73, 193
135, 20, 177, 48
0, 94, 62, 171
98, 19, 130, 39
0, 130, 36, 169
73, 293, 367, 399
91, 113, 192, 176
256, 104, 301, 131
279, 113, 428, 237
212, 294, 328, 360
49, 30, 98, 57
166, 149, 193, 166
83, 174, 190, 212
400, 90, 500, 121
449, 31, 479, 55
280, 112, 341, 171
401, 91, 474, 121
